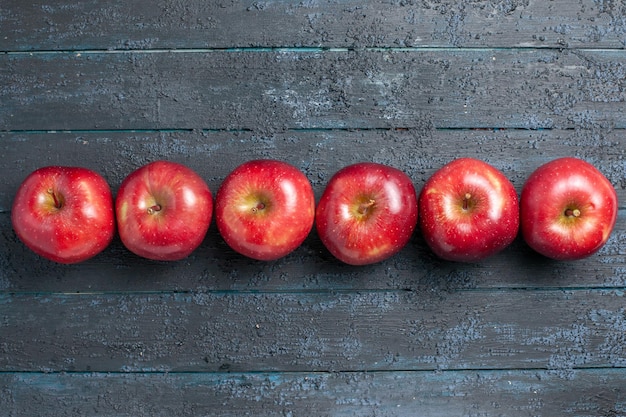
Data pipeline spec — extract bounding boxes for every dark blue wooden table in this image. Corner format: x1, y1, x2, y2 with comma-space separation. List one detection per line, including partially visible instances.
1, 1, 625, 415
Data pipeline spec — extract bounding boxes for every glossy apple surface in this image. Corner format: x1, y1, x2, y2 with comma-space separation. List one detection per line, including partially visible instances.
316, 162, 418, 265
419, 158, 519, 262
520, 157, 618, 260
116, 161, 213, 261
215, 159, 315, 261
11, 166, 115, 264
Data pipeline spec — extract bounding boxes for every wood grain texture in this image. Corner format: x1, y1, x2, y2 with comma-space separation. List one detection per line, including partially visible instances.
2, 0, 626, 51
1, 290, 625, 373
3, 129, 624, 209
1, 130, 624, 293
2, 369, 625, 417
2, 0, 626, 415
2, 49, 626, 131
1, 210, 625, 294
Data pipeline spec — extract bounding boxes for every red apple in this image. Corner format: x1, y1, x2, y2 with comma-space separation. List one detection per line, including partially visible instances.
11, 166, 115, 264
315, 162, 418, 265
215, 159, 315, 261
115, 161, 213, 261
520, 157, 618, 260
418, 158, 519, 262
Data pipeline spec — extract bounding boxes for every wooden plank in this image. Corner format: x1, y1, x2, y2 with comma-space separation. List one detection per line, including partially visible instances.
3, 129, 625, 211
1, 129, 624, 293
1, 289, 624, 373
2, 0, 626, 51
1, 369, 625, 416
5, 1, 626, 414
1, 211, 625, 293
2, 49, 626, 131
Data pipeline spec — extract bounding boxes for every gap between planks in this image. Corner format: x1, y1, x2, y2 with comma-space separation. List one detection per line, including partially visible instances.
2, 286, 626, 296
3, 46, 626, 55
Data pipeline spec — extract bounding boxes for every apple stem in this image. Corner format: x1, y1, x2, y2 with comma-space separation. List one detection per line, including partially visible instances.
358, 199, 376, 215
251, 202, 265, 213
47, 189, 62, 209
463, 193, 472, 211
565, 208, 581, 218
147, 204, 162, 215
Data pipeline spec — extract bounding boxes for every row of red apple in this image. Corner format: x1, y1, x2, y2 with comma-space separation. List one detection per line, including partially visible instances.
11, 157, 618, 265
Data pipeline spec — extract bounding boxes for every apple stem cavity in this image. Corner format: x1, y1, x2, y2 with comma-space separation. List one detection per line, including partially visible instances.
147, 204, 162, 215
251, 202, 266, 213
358, 199, 376, 215
47, 188, 63, 209
565, 208, 581, 218
463, 193, 472, 211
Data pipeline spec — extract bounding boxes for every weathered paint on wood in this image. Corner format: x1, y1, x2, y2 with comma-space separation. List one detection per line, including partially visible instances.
1, 290, 625, 373
2, 369, 625, 416
1, 209, 625, 293
2, 129, 626, 205
2, 0, 626, 51
2, 129, 626, 211
2, 49, 626, 131
2, 0, 626, 415
1, 130, 624, 294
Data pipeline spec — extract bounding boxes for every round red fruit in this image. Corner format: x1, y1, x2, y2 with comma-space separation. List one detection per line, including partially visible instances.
520, 157, 618, 260
12, 166, 115, 264
316, 162, 418, 265
116, 161, 213, 261
419, 158, 519, 262
215, 159, 315, 261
